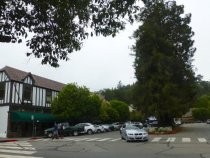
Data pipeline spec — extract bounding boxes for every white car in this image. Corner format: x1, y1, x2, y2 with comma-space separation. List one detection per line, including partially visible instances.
120, 124, 148, 142
75, 123, 96, 135
101, 124, 114, 132
94, 125, 105, 133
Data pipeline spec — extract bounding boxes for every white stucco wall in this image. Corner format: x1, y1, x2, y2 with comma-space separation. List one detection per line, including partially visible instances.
0, 106, 9, 138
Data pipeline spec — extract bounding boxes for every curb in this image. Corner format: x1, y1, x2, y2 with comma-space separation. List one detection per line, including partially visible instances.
0, 137, 43, 143
0, 139, 17, 143
29, 137, 42, 140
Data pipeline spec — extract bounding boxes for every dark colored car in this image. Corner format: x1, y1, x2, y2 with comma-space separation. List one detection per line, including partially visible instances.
44, 123, 84, 137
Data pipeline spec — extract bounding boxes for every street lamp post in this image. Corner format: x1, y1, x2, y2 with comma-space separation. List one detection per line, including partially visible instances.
31, 115, 34, 137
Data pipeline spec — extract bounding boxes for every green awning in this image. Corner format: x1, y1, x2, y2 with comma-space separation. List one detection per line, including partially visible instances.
11, 111, 57, 123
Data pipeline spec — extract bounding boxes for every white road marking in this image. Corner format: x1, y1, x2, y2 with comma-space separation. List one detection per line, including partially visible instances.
2, 142, 21, 146
198, 138, 207, 143
29, 136, 210, 144
0, 154, 43, 158
63, 138, 76, 141
182, 138, 191, 143
110, 138, 121, 142
0, 149, 36, 155
0, 145, 22, 149
151, 137, 162, 142
0, 141, 41, 158
85, 138, 101, 141
74, 138, 91, 141
96, 138, 112, 141
166, 137, 176, 142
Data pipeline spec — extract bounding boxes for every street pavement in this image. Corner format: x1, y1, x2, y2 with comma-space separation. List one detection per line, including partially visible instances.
1, 123, 210, 158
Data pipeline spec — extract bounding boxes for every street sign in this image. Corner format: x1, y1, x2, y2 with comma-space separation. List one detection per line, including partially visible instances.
31, 115, 34, 120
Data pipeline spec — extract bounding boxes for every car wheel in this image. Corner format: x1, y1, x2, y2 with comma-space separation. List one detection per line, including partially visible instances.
48, 133, 53, 138
73, 131, 78, 136
87, 129, 93, 135
97, 129, 101, 133
125, 135, 130, 142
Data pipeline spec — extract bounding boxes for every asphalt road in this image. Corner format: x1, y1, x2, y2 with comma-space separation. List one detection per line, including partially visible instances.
1, 123, 210, 158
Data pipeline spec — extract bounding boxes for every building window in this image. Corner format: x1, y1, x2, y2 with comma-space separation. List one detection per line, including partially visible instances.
46, 90, 52, 103
23, 84, 32, 101
0, 82, 5, 99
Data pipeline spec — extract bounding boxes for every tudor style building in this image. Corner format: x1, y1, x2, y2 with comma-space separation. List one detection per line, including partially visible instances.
0, 66, 65, 138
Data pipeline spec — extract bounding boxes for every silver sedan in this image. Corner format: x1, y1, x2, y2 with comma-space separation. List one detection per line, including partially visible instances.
120, 124, 149, 142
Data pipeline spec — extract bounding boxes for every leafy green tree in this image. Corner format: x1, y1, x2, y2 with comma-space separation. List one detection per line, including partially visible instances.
130, 111, 144, 121
133, 0, 197, 126
51, 83, 101, 122
99, 82, 135, 105
110, 100, 130, 121
192, 108, 210, 122
196, 81, 210, 97
0, 0, 139, 67
192, 95, 210, 121
194, 95, 210, 109
99, 100, 119, 122
99, 101, 110, 123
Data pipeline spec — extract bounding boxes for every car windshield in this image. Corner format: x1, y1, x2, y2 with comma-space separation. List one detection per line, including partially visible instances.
125, 125, 139, 130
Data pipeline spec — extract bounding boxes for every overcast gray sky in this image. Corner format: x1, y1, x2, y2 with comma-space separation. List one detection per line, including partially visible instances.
0, 0, 210, 91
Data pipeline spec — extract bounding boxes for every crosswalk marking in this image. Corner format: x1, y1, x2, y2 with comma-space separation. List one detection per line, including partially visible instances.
32, 137, 209, 144
151, 137, 162, 142
198, 138, 207, 143
74, 138, 90, 141
0, 145, 22, 149
0, 141, 42, 158
182, 138, 191, 143
86, 138, 101, 141
0, 148, 36, 155
166, 137, 176, 142
110, 138, 121, 142
0, 154, 43, 158
96, 138, 112, 141
63, 138, 76, 141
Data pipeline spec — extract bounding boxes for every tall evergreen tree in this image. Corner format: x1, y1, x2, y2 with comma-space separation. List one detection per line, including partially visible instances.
133, 0, 197, 126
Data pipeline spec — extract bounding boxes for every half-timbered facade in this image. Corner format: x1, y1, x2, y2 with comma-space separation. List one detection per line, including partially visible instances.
0, 66, 65, 138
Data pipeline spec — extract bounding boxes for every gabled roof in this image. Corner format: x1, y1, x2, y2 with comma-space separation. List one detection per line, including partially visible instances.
0, 66, 65, 91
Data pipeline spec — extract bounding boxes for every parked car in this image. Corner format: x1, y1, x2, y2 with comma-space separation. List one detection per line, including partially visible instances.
206, 119, 210, 124
74, 123, 96, 135
146, 116, 158, 126
101, 124, 114, 132
112, 122, 124, 130
44, 123, 85, 137
44, 127, 54, 138
64, 124, 85, 136
94, 124, 105, 133
120, 124, 148, 142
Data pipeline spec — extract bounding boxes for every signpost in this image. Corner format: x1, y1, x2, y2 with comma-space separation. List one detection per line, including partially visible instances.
31, 115, 34, 136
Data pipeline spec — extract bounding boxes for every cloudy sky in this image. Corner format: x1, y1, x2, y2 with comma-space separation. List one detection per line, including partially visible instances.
0, 0, 210, 92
